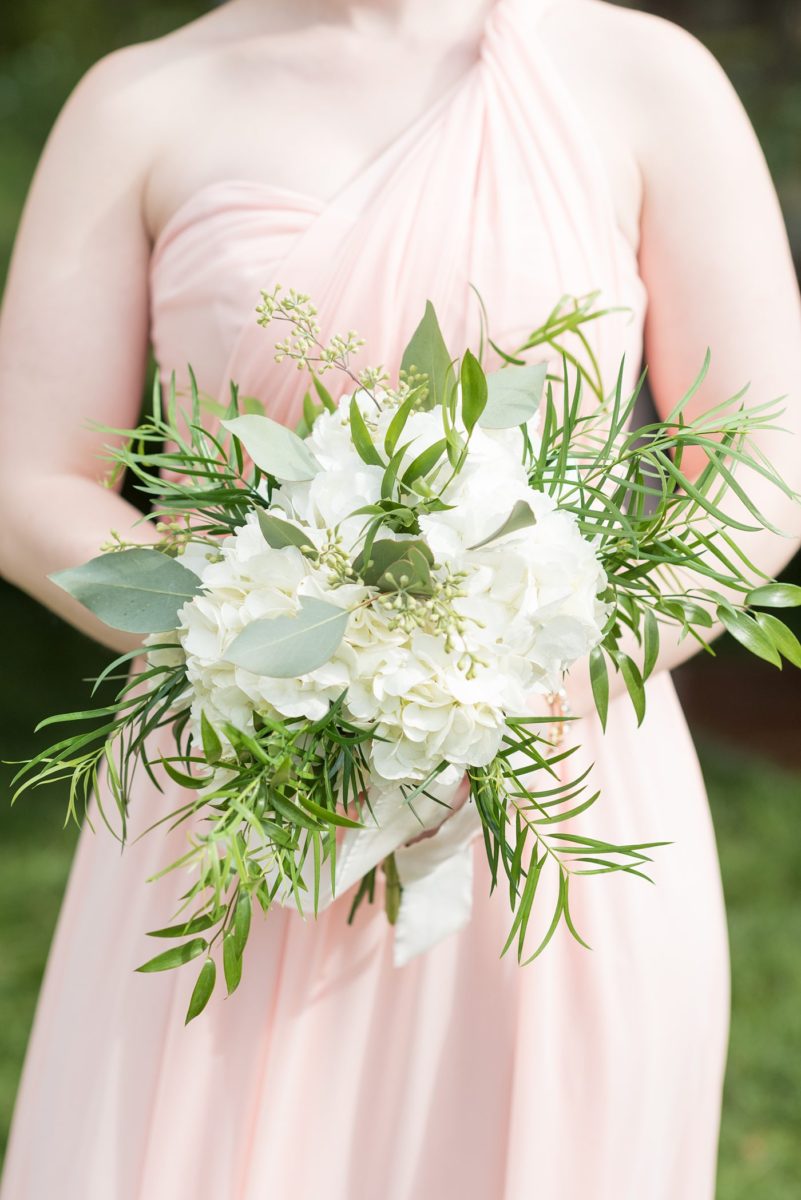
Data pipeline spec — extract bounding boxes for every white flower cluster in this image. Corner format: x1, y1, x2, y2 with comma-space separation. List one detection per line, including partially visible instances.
176, 392, 608, 787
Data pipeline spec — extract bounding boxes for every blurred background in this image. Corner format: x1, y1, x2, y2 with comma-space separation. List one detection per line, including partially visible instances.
0, 2, 799, 1194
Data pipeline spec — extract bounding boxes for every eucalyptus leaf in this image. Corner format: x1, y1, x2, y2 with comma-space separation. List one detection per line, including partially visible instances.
479, 362, 548, 429
256, 510, 315, 553
225, 596, 350, 678
222, 414, 319, 481
50, 549, 202, 634
400, 300, 456, 411
468, 500, 537, 551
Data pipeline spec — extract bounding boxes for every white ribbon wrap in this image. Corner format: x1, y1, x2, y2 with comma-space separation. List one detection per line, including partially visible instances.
269, 777, 483, 964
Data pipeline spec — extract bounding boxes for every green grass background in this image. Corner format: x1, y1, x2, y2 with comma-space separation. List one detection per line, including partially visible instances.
1, 2, 800, 1194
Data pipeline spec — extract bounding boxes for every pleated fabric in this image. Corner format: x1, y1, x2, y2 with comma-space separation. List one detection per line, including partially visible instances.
1, 1, 729, 1196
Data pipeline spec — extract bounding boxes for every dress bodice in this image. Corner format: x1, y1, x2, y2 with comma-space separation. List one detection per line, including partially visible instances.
148, 0, 647, 421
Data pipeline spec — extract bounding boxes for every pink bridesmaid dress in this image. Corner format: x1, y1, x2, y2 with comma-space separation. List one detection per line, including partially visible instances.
1, 0, 730, 1196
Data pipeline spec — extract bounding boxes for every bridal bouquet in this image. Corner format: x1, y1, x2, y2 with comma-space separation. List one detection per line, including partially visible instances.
13, 289, 800, 1023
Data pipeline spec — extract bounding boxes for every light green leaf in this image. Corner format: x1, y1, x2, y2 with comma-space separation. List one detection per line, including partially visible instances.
50, 549, 202, 634
468, 500, 537, 551
718, 607, 782, 668
349, 396, 384, 467
354, 538, 433, 587
478, 362, 548, 429
185, 958, 216, 1024
400, 300, 456, 411
135, 938, 207, 973
222, 414, 319, 481
225, 596, 350, 677
589, 647, 609, 731
460, 349, 488, 434
756, 612, 801, 668
256, 510, 315, 553
746, 583, 801, 609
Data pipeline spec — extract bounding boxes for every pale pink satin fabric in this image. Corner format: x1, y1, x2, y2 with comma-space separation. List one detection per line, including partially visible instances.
1, 1, 729, 1196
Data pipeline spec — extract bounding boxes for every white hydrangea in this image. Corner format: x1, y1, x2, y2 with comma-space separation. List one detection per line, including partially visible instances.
175, 391, 608, 785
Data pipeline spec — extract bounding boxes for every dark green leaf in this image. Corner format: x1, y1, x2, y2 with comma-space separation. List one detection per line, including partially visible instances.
718, 607, 782, 667
400, 300, 456, 411
589, 647, 609, 731
136, 938, 207, 974
200, 711, 223, 765
642, 609, 660, 680
256, 510, 315, 552
618, 654, 646, 726
401, 438, 448, 486
223, 932, 243, 995
460, 349, 488, 434
233, 891, 252, 958
185, 958, 216, 1024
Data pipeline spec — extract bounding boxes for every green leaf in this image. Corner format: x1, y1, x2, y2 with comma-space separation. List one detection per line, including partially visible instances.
200, 711, 223, 765
589, 647, 609, 731
185, 958, 216, 1024
256, 510, 315, 553
233, 891, 252, 958
662, 598, 714, 628
135, 938, 207, 973
756, 612, 801, 668
468, 500, 537, 551
384, 392, 419, 458
225, 596, 349, 677
311, 373, 336, 413
354, 538, 434, 590
349, 395, 384, 467
478, 362, 547, 429
400, 300, 456, 411
222, 414, 319, 481
746, 583, 801, 609
401, 438, 448, 486
719, 607, 782, 667
223, 932, 243, 995
642, 609, 660, 681
460, 349, 488, 434
618, 654, 646, 726
147, 910, 224, 939
296, 794, 364, 829
50, 549, 202, 634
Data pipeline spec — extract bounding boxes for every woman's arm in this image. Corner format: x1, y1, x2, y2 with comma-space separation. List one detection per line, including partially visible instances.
553, 5, 801, 714
0, 50, 162, 651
